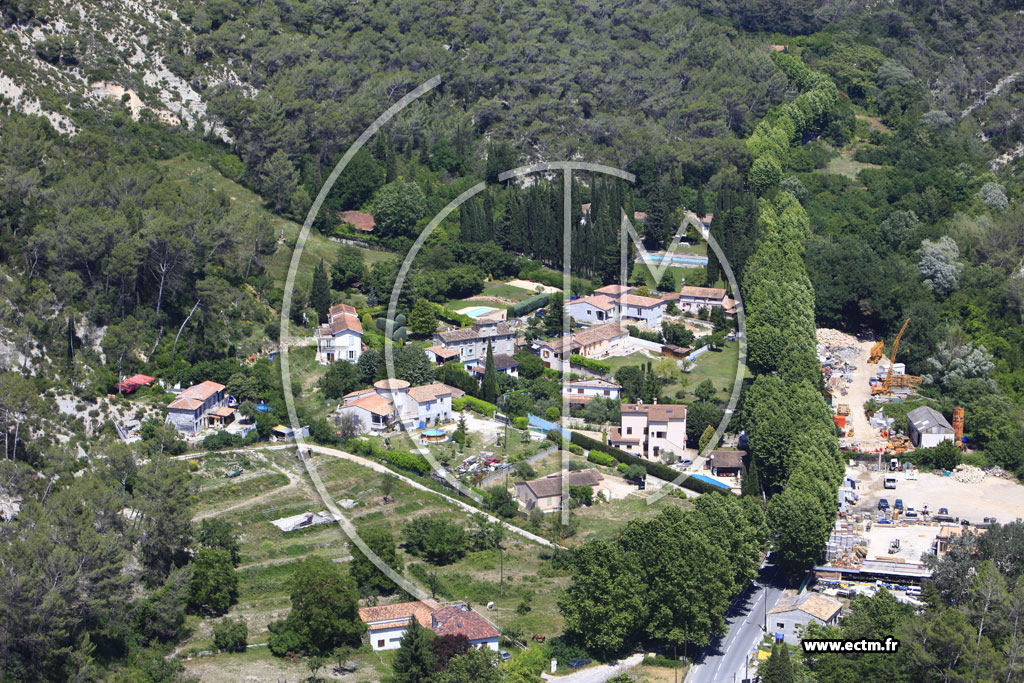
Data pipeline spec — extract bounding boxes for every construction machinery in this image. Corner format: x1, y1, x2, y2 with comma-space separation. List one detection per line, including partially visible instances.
872, 318, 922, 396
868, 340, 885, 363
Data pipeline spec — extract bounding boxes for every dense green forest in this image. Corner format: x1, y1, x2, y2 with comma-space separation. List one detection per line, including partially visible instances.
2, 0, 1024, 680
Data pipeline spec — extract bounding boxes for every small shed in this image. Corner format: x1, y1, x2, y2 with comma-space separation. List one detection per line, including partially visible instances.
907, 406, 954, 448
708, 450, 746, 477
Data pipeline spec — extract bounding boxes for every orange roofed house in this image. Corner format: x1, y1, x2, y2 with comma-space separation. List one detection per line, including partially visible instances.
359, 600, 499, 652
609, 403, 687, 459
166, 381, 227, 434
315, 303, 364, 364
339, 210, 376, 233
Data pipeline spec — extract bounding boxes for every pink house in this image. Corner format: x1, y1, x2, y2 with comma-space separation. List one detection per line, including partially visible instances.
609, 403, 687, 459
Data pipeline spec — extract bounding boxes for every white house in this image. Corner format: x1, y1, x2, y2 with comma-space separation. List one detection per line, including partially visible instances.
567, 295, 616, 324
616, 294, 666, 329
609, 403, 687, 459
433, 321, 514, 364
315, 303, 363, 363
676, 286, 738, 319
166, 381, 227, 434
907, 406, 954, 448
337, 379, 465, 433
359, 600, 440, 651
768, 593, 843, 645
563, 378, 622, 404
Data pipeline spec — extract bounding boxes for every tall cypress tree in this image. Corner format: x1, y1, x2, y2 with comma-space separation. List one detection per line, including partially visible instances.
391, 619, 437, 683
311, 259, 331, 325
481, 342, 499, 404
695, 185, 707, 218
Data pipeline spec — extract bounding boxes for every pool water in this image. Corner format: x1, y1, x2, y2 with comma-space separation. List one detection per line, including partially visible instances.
458, 306, 499, 318
637, 254, 709, 267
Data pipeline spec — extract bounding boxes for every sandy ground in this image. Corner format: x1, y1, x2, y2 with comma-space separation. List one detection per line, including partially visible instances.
850, 465, 1024, 524
507, 278, 561, 294
865, 525, 939, 563
841, 339, 887, 452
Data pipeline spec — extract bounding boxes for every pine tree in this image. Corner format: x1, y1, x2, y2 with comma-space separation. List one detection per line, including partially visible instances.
481, 342, 499, 404
741, 458, 762, 499
311, 259, 331, 325
391, 619, 437, 683
760, 643, 794, 683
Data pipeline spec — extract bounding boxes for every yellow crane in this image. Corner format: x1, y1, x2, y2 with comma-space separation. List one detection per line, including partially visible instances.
868, 340, 884, 363
872, 318, 913, 396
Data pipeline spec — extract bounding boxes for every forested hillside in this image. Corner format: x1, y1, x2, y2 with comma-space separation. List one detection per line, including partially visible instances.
1, 0, 1024, 680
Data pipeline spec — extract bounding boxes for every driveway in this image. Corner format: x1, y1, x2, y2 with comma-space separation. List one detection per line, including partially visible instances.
541, 653, 645, 683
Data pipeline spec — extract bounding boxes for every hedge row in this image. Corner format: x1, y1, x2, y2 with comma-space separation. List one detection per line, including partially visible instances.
570, 431, 728, 496
569, 354, 611, 374
347, 438, 431, 476
431, 301, 475, 327
453, 395, 497, 417
512, 293, 550, 318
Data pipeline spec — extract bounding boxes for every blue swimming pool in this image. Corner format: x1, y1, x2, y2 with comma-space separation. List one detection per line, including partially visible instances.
637, 254, 709, 267
458, 306, 499, 318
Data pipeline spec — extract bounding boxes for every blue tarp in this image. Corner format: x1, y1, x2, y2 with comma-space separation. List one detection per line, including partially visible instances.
688, 474, 732, 491
528, 414, 570, 439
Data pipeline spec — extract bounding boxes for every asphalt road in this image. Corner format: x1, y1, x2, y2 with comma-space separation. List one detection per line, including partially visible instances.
687, 559, 787, 683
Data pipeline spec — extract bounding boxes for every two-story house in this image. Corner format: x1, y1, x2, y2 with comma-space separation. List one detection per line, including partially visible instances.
675, 286, 739, 319
609, 403, 687, 459
315, 303, 363, 363
337, 379, 466, 433
433, 321, 514, 364
616, 293, 667, 329
166, 381, 227, 434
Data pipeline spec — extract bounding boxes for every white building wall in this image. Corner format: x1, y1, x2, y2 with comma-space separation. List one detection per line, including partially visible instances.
920, 430, 954, 449
567, 302, 611, 324
368, 625, 408, 651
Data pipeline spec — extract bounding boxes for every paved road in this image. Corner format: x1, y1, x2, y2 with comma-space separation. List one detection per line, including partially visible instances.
541, 653, 645, 682
687, 559, 786, 683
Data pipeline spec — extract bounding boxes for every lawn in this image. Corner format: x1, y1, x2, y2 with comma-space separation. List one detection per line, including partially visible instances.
483, 281, 538, 301
677, 340, 747, 403
573, 494, 689, 543
824, 150, 882, 181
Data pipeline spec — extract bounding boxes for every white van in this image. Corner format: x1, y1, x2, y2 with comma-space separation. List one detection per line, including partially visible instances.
884, 476, 897, 490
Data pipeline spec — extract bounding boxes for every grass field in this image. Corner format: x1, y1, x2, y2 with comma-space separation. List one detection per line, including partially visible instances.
824, 150, 882, 181
600, 341, 746, 403
574, 494, 689, 543
483, 281, 537, 301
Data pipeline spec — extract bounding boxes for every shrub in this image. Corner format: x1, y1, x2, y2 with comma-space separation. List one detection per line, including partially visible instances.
213, 618, 248, 652
384, 450, 431, 476
569, 354, 611, 374
587, 451, 616, 467
453, 396, 497, 417
513, 416, 529, 430
568, 444, 584, 456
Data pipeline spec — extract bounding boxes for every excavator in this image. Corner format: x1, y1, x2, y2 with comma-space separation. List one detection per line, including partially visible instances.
868, 340, 884, 363
872, 318, 922, 396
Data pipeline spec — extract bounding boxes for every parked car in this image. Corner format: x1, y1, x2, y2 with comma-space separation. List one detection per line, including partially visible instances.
905, 507, 918, 519
500, 650, 511, 662
894, 499, 904, 511
569, 659, 592, 669
938, 507, 949, 515
878, 499, 890, 511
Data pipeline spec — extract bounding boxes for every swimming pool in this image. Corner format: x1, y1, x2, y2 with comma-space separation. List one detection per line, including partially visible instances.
637, 254, 709, 267
458, 306, 499, 318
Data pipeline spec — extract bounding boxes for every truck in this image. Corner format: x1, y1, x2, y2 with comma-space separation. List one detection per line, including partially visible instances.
889, 457, 900, 471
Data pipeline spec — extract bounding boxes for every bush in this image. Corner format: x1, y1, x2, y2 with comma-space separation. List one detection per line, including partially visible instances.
569, 354, 611, 374
587, 451, 617, 467
403, 516, 467, 565
570, 431, 728, 495
453, 396, 497, 417
513, 416, 529, 430
512, 293, 550, 317
213, 619, 248, 653
384, 450, 431, 475
568, 444, 584, 456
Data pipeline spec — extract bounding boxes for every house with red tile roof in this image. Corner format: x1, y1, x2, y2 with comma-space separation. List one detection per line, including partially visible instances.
315, 303, 364, 364
359, 599, 441, 651
567, 294, 616, 324
166, 381, 227, 433
338, 210, 376, 233
616, 293, 667, 329
358, 600, 499, 652
337, 379, 466, 433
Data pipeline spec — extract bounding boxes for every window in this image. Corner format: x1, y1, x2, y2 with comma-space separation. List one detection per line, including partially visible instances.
378, 640, 385, 648
603, 390, 610, 395
776, 623, 785, 630
625, 426, 632, 435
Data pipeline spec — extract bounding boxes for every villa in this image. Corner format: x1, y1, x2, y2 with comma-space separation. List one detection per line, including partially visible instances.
609, 402, 687, 459
337, 379, 466, 433
315, 303, 363, 363
433, 320, 514, 364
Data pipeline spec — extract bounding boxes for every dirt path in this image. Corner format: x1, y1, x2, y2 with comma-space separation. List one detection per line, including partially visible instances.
842, 339, 887, 453
193, 463, 304, 521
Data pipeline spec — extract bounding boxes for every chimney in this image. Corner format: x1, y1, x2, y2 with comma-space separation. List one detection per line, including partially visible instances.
653, 397, 658, 404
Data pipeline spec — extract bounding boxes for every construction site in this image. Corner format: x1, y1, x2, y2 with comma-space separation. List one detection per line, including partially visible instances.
817, 319, 928, 457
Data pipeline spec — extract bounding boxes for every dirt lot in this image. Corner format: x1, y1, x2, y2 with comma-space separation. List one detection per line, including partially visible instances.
850, 465, 1024, 524
865, 524, 940, 562
837, 339, 887, 452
